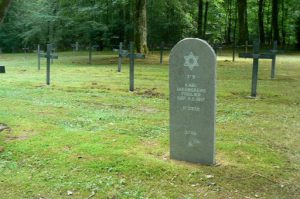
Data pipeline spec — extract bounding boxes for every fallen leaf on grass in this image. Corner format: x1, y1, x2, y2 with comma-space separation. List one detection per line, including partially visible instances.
205, 175, 214, 179
67, 190, 73, 196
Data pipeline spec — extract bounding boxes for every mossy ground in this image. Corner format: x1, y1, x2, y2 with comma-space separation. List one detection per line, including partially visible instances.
0, 50, 299, 198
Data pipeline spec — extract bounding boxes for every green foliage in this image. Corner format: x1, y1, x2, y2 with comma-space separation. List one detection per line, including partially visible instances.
0, 0, 299, 51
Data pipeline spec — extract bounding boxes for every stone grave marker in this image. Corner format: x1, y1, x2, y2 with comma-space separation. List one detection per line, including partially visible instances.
169, 38, 216, 165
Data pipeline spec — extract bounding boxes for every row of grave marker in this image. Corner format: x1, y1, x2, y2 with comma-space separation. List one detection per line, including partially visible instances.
110, 39, 216, 164
27, 40, 217, 165
1, 39, 217, 165
111, 39, 279, 165
6, 40, 279, 98
1, 38, 285, 166
4, 39, 279, 99
37, 42, 145, 90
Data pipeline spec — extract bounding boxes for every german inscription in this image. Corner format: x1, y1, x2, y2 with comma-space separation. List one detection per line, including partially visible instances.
169, 38, 216, 165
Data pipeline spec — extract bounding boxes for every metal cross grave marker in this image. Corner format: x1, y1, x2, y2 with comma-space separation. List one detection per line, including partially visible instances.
71, 42, 79, 52
51, 45, 57, 64
37, 44, 41, 70
22, 47, 30, 58
113, 42, 145, 91
128, 42, 145, 91
37, 44, 45, 70
270, 41, 278, 79
113, 42, 128, 72
160, 41, 164, 64
239, 40, 277, 97
88, 43, 99, 64
39, 44, 58, 85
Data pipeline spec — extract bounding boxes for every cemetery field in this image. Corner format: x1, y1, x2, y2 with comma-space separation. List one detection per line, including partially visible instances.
0, 51, 300, 198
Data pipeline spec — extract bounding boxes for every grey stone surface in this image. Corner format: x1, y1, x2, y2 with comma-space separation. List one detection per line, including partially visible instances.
169, 38, 216, 165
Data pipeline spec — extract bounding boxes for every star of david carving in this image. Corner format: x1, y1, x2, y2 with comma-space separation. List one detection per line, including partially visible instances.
184, 52, 199, 71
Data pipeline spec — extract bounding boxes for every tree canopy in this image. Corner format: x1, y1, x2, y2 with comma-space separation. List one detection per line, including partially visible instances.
0, 0, 12, 22
0, 0, 299, 52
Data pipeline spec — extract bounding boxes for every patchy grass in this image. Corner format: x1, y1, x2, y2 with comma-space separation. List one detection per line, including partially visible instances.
0, 50, 299, 198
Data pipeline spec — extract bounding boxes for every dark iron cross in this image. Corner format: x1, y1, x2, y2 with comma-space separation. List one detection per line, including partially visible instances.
160, 41, 164, 64
71, 42, 79, 52
213, 43, 223, 56
113, 42, 128, 72
37, 44, 44, 70
239, 40, 277, 97
39, 44, 58, 85
128, 42, 145, 91
270, 41, 278, 79
114, 42, 145, 91
51, 45, 57, 64
233, 41, 253, 62
22, 47, 29, 56
88, 43, 99, 64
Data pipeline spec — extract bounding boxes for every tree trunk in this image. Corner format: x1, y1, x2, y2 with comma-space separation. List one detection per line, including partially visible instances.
271, 0, 280, 43
237, 0, 249, 44
135, 0, 148, 54
198, 0, 203, 38
203, 1, 209, 39
0, 0, 12, 23
296, 17, 300, 49
233, 0, 237, 44
265, 0, 272, 45
281, 0, 286, 46
258, 0, 265, 44
226, 0, 233, 44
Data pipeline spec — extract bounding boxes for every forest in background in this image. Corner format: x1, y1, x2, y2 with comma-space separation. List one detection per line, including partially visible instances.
0, 0, 299, 53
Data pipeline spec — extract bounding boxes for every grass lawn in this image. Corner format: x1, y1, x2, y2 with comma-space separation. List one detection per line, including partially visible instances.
0, 50, 299, 198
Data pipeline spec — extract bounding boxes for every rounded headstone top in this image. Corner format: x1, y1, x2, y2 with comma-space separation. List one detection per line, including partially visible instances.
170, 38, 216, 63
